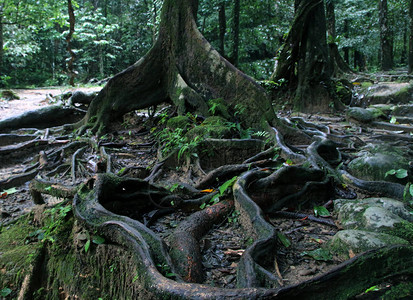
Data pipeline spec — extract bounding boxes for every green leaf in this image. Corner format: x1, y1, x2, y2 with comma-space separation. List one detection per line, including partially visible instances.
200, 203, 207, 209
1, 187, 18, 195
219, 176, 238, 195
410, 184, 413, 197
390, 116, 397, 124
385, 169, 397, 177
92, 235, 105, 245
395, 169, 408, 179
132, 274, 139, 283
277, 232, 291, 248
302, 248, 332, 261
365, 285, 379, 293
0, 288, 12, 297
385, 169, 408, 178
84, 240, 91, 253
314, 206, 330, 217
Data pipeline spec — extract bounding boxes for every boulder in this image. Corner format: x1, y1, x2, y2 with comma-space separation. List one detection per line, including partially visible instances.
347, 144, 410, 184
329, 229, 408, 258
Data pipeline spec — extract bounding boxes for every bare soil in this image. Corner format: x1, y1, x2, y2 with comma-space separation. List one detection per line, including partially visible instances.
0, 87, 102, 120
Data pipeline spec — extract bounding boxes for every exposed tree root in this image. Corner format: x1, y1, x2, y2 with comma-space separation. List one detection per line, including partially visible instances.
169, 200, 234, 283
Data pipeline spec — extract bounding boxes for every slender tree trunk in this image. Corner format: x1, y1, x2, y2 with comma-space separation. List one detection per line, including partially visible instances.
152, 0, 157, 44
231, 0, 240, 67
0, 6, 4, 76
401, 26, 407, 64
343, 19, 349, 64
354, 50, 365, 71
66, 0, 76, 86
379, 0, 393, 71
218, 1, 226, 56
99, 45, 104, 78
326, 0, 352, 75
409, 0, 413, 73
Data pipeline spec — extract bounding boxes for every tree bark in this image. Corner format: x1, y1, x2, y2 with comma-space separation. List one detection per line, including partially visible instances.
0, 7, 4, 76
326, 0, 352, 75
409, 0, 413, 73
66, 0, 76, 86
78, 0, 275, 135
343, 19, 350, 64
379, 0, 393, 71
231, 0, 240, 67
218, 1, 226, 56
272, 0, 333, 113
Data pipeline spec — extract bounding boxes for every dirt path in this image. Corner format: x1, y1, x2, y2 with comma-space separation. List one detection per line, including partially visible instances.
0, 87, 102, 121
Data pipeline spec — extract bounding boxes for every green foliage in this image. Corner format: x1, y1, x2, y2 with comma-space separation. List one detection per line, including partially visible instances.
156, 127, 201, 161
277, 232, 291, 248
28, 203, 72, 244
228, 210, 240, 223
156, 263, 175, 278
0, 287, 12, 297
200, 176, 237, 209
385, 168, 408, 179
313, 206, 331, 217
382, 282, 413, 299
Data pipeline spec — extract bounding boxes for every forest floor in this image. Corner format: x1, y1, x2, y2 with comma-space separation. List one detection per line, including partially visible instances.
0, 82, 412, 297
0, 86, 102, 120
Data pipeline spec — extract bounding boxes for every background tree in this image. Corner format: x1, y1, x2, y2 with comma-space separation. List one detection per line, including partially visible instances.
379, 0, 393, 70
66, 0, 76, 86
272, 0, 333, 112
230, 0, 240, 66
326, 0, 353, 75
409, 0, 413, 73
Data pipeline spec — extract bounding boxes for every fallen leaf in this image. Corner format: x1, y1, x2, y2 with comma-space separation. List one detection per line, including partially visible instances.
200, 189, 214, 193
349, 249, 356, 258
0, 192, 7, 199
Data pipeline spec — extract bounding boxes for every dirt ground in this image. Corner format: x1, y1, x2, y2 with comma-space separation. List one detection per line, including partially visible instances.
0, 87, 102, 121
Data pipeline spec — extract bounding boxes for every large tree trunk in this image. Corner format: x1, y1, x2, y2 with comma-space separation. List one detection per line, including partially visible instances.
78, 0, 275, 135
271, 0, 334, 113
379, 0, 393, 71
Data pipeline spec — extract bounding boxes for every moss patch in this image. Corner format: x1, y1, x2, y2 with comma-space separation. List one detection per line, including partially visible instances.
166, 116, 191, 130
382, 282, 413, 299
0, 214, 43, 297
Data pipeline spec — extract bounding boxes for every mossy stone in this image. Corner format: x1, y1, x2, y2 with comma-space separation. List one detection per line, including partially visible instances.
166, 116, 191, 130
185, 116, 231, 139
328, 229, 408, 259
185, 124, 231, 140
1, 90, 20, 100
347, 144, 410, 183
392, 104, 413, 117
346, 107, 377, 123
